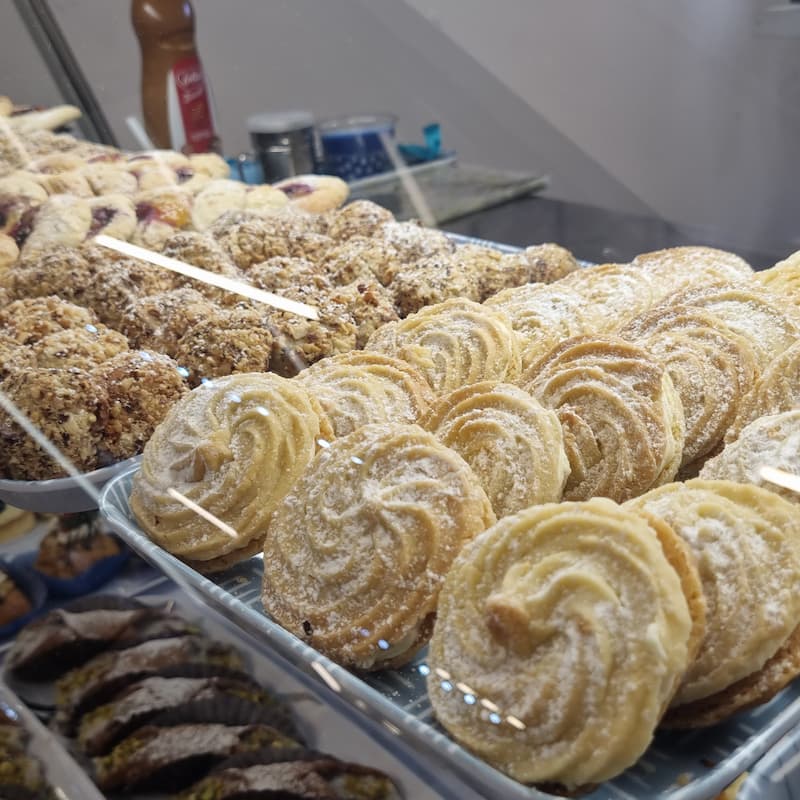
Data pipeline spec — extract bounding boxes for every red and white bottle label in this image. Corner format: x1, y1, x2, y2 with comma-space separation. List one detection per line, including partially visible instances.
167, 55, 216, 153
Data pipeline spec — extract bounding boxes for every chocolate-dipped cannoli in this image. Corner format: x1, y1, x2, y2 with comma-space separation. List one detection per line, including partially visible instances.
55, 635, 243, 733
92, 723, 297, 793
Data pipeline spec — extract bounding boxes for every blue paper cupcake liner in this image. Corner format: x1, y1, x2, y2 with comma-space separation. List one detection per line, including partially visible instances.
16, 541, 131, 597
0, 560, 47, 639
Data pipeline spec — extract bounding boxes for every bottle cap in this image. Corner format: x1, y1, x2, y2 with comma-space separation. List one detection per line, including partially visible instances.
247, 110, 315, 134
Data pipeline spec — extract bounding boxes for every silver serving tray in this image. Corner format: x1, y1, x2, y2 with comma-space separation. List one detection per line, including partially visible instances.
100, 465, 800, 800
0, 681, 106, 800
0, 455, 141, 514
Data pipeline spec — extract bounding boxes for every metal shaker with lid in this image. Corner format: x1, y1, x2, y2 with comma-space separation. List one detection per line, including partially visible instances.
247, 110, 318, 183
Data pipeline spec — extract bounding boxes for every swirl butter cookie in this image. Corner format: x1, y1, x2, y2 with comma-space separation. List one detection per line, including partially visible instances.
524, 336, 685, 502
667, 284, 800, 371
556, 262, 661, 331
626, 479, 800, 725
726, 340, 800, 443
427, 499, 697, 789
262, 423, 495, 670
701, 411, 800, 505
422, 381, 570, 517
621, 305, 759, 468
366, 298, 522, 394
484, 282, 597, 370
756, 250, 800, 308
294, 351, 434, 437
631, 246, 753, 295
130, 373, 333, 573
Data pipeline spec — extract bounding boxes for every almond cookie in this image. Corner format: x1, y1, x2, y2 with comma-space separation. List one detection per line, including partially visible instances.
626, 479, 800, 718
621, 305, 759, 468
701, 411, 800, 505
427, 498, 696, 789
366, 298, 522, 394
130, 373, 333, 573
422, 381, 570, 517
524, 336, 685, 502
294, 351, 434, 437
262, 423, 495, 670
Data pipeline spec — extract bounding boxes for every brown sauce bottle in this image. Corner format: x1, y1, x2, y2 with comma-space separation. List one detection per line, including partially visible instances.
131, 0, 221, 153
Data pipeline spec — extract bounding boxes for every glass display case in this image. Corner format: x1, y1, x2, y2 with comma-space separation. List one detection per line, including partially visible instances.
1, 2, 800, 799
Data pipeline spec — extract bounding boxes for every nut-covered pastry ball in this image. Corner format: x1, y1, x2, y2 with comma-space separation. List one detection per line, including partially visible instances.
248, 256, 332, 294
93, 349, 188, 461
173, 309, 274, 386
266, 299, 358, 377
391, 255, 482, 317
27, 325, 129, 369
326, 199, 395, 241
119, 287, 218, 357
325, 281, 400, 347
450, 244, 528, 301
215, 219, 292, 270
0, 295, 99, 345
0, 366, 109, 479
79, 255, 175, 329
525, 243, 580, 283
319, 236, 404, 287
378, 220, 454, 262
161, 230, 238, 275
6, 246, 96, 306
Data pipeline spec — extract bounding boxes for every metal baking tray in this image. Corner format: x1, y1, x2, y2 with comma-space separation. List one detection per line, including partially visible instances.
100, 464, 800, 800
737, 719, 800, 800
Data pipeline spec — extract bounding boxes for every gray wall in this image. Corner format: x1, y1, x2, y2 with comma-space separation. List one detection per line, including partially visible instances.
2, 1, 799, 252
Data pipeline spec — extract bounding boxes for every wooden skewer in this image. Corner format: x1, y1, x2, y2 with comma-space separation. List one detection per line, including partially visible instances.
95, 234, 319, 321
166, 488, 239, 540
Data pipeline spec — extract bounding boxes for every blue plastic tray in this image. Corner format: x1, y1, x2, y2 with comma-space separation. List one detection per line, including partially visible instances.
99, 465, 800, 800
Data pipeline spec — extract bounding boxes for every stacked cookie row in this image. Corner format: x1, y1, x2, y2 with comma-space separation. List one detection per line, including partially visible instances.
5, 595, 400, 797
0, 199, 577, 480
0, 296, 188, 479
129, 243, 800, 791
0, 118, 350, 267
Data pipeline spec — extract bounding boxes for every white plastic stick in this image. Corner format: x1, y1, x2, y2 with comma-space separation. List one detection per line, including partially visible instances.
125, 115, 155, 150
759, 465, 800, 495
95, 235, 319, 320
